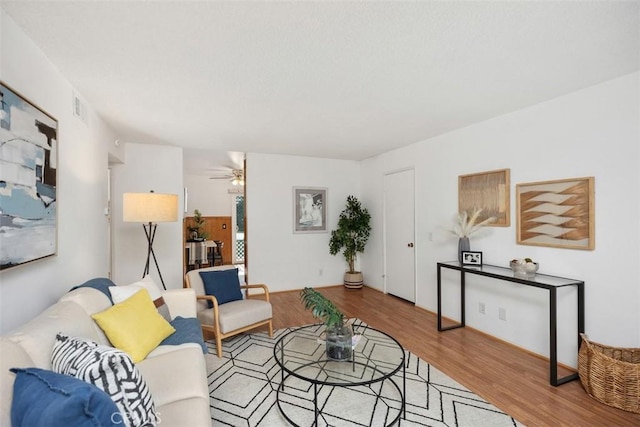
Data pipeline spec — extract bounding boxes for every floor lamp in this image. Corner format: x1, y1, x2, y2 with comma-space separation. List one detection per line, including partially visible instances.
123, 191, 178, 290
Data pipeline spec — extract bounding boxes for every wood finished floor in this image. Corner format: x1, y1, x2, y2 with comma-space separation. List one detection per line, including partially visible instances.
262, 285, 639, 427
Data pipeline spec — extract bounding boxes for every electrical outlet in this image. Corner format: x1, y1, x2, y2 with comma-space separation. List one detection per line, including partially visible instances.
478, 302, 486, 315
498, 307, 507, 321
319, 268, 323, 276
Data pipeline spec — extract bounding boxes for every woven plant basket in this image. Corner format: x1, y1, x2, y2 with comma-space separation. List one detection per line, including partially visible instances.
578, 334, 640, 414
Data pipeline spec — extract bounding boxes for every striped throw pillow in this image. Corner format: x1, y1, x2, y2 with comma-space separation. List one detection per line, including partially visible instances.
51, 334, 157, 427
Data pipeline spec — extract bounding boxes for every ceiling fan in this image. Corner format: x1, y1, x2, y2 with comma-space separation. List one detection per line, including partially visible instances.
209, 168, 245, 186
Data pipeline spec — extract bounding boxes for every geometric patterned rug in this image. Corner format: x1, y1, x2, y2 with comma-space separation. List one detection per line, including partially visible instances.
205, 320, 525, 426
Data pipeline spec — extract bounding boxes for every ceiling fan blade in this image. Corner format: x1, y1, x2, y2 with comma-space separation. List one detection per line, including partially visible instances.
207, 168, 243, 182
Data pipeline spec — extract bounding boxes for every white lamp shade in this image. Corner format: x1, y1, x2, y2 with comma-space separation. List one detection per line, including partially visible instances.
123, 192, 178, 223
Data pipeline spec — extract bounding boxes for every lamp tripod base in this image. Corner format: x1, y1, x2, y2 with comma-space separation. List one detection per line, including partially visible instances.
142, 222, 167, 290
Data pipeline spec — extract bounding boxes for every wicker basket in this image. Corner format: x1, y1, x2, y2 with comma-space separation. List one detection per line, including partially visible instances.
578, 334, 640, 414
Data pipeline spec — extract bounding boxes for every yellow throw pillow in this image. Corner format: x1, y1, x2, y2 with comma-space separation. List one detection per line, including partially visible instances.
91, 289, 175, 363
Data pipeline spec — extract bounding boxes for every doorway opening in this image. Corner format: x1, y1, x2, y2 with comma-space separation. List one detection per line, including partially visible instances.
232, 194, 245, 264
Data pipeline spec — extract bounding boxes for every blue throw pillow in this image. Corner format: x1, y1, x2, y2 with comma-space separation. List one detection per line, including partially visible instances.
160, 316, 208, 353
199, 268, 243, 308
10, 367, 120, 427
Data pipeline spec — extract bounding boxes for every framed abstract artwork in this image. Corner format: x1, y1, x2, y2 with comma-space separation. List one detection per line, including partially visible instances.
0, 82, 59, 269
293, 187, 327, 234
459, 168, 510, 226
516, 177, 595, 250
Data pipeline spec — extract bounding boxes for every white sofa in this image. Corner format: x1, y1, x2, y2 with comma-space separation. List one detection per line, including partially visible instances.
0, 284, 211, 427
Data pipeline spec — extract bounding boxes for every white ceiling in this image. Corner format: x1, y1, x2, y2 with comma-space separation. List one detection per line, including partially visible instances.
3, 1, 639, 165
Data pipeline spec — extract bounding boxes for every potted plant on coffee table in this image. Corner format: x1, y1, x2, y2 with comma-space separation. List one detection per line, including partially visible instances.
300, 287, 353, 361
329, 195, 371, 289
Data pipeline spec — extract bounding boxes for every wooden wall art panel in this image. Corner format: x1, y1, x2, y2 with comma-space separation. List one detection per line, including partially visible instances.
516, 177, 595, 250
458, 168, 510, 226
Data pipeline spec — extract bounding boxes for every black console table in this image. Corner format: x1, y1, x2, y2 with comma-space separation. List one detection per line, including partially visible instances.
437, 261, 585, 386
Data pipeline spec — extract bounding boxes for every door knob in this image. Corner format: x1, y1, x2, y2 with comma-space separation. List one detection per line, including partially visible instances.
407, 243, 414, 247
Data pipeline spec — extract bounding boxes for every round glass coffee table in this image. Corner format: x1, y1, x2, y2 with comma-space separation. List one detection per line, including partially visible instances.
273, 323, 405, 426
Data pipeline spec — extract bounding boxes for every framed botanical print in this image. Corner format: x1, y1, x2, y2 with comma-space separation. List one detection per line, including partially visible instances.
293, 187, 327, 234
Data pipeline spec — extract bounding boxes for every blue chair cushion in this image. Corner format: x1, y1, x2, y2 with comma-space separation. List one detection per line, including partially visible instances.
10, 367, 120, 427
199, 268, 242, 308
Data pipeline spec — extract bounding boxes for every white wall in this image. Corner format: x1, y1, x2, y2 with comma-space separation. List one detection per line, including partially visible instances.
3, 5, 638, 370
0, 11, 117, 333
184, 174, 236, 217
110, 143, 184, 290
245, 153, 361, 291
361, 72, 640, 366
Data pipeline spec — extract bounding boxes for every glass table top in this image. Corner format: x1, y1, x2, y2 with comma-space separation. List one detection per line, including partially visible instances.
273, 322, 405, 386
439, 261, 584, 288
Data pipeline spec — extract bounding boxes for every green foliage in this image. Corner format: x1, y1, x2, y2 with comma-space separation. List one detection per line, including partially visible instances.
190, 209, 208, 239
300, 287, 344, 328
329, 196, 371, 273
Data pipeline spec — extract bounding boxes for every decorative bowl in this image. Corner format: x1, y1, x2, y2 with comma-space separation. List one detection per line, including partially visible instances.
510, 260, 539, 278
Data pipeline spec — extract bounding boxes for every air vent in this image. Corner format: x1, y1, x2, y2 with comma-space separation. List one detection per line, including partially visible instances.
72, 91, 88, 124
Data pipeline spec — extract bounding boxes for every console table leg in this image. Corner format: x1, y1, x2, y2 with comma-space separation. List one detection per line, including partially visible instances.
460, 271, 466, 326
437, 265, 442, 330
550, 288, 558, 386
578, 284, 585, 345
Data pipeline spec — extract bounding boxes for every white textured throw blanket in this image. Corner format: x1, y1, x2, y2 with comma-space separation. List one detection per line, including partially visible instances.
187, 242, 207, 265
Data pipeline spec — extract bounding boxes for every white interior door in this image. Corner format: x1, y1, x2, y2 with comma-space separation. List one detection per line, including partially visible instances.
384, 169, 416, 302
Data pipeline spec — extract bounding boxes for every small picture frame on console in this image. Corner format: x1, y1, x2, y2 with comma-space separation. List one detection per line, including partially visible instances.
461, 251, 482, 266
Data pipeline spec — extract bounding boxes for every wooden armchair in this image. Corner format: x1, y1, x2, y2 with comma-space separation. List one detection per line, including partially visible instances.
185, 265, 273, 357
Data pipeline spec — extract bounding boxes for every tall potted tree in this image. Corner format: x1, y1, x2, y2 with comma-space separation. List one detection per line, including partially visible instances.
329, 195, 371, 289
